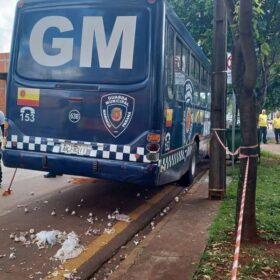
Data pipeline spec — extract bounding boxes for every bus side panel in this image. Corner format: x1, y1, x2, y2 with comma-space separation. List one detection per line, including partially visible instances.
157, 4, 211, 186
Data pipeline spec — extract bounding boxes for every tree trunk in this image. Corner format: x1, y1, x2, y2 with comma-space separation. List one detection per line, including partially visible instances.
224, 0, 258, 241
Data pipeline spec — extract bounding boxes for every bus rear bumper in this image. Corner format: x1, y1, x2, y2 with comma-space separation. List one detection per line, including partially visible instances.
2, 150, 159, 186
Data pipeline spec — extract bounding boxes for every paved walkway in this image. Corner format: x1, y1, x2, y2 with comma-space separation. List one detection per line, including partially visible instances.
260, 142, 280, 155
108, 173, 221, 280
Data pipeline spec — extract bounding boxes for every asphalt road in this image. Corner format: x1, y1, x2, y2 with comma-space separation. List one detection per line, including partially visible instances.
0, 165, 183, 280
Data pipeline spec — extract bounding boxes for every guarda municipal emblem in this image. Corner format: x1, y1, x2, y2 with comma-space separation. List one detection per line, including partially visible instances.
101, 94, 135, 138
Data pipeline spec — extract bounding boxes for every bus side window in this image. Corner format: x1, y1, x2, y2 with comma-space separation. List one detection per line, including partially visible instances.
182, 46, 189, 75
190, 55, 195, 78
207, 91, 211, 109
194, 58, 200, 81
174, 38, 185, 101
200, 91, 207, 108
175, 38, 182, 71
166, 23, 174, 100
193, 87, 200, 106
201, 67, 207, 86
208, 73, 212, 88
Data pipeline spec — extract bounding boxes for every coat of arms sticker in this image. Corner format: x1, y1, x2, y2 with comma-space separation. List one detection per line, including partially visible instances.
101, 93, 135, 138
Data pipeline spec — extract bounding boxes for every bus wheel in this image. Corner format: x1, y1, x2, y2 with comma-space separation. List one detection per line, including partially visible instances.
178, 144, 197, 186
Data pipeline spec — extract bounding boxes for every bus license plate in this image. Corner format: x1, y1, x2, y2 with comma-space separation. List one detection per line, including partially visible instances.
60, 143, 90, 156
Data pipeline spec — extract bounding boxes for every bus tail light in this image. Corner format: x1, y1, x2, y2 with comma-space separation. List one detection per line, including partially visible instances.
146, 143, 160, 162
147, 133, 160, 143
146, 143, 160, 152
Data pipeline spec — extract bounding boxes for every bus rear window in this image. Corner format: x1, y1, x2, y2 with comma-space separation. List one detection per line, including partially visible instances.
16, 6, 150, 84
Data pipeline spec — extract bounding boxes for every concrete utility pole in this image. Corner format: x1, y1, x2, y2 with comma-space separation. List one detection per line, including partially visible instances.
209, 0, 227, 199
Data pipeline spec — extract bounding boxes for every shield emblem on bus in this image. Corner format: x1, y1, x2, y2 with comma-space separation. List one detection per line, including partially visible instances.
101, 94, 135, 138
111, 107, 123, 122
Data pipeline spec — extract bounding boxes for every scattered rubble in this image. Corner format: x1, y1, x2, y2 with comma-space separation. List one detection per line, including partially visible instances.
53, 232, 84, 263
115, 214, 130, 223
104, 228, 115, 235
9, 252, 16, 260
87, 217, 94, 224
35, 230, 61, 248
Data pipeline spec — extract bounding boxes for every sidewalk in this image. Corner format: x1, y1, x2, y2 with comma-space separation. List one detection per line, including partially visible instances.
108, 173, 221, 280
260, 142, 280, 155
106, 143, 279, 280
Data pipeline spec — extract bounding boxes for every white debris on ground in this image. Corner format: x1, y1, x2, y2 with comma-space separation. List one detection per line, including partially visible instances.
104, 228, 115, 235
85, 228, 101, 236
174, 196, 180, 202
115, 214, 131, 223
10, 230, 36, 247
35, 230, 61, 248
53, 232, 84, 263
9, 252, 16, 259
64, 272, 81, 280
87, 217, 94, 224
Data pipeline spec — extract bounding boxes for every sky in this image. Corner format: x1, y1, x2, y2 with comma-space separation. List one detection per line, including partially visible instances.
0, 0, 18, 53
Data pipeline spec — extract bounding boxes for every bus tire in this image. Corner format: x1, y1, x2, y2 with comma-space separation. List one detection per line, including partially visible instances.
178, 144, 197, 186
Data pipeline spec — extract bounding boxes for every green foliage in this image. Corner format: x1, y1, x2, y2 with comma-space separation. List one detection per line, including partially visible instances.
168, 0, 280, 110
255, 0, 280, 110
168, 0, 213, 58
264, 63, 280, 111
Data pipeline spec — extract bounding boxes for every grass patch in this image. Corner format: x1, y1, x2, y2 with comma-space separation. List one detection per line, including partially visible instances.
193, 158, 280, 280
261, 150, 280, 160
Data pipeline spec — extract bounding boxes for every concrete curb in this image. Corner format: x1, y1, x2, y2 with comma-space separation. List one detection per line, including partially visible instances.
77, 186, 183, 279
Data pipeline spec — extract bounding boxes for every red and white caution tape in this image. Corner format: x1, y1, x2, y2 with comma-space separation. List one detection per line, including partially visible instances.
211, 128, 259, 280
231, 157, 250, 280
212, 129, 240, 156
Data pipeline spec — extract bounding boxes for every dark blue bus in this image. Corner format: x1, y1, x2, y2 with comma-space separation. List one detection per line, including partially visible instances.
3, 0, 211, 186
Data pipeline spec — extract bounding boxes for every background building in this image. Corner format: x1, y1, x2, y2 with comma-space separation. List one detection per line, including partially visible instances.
0, 52, 9, 113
